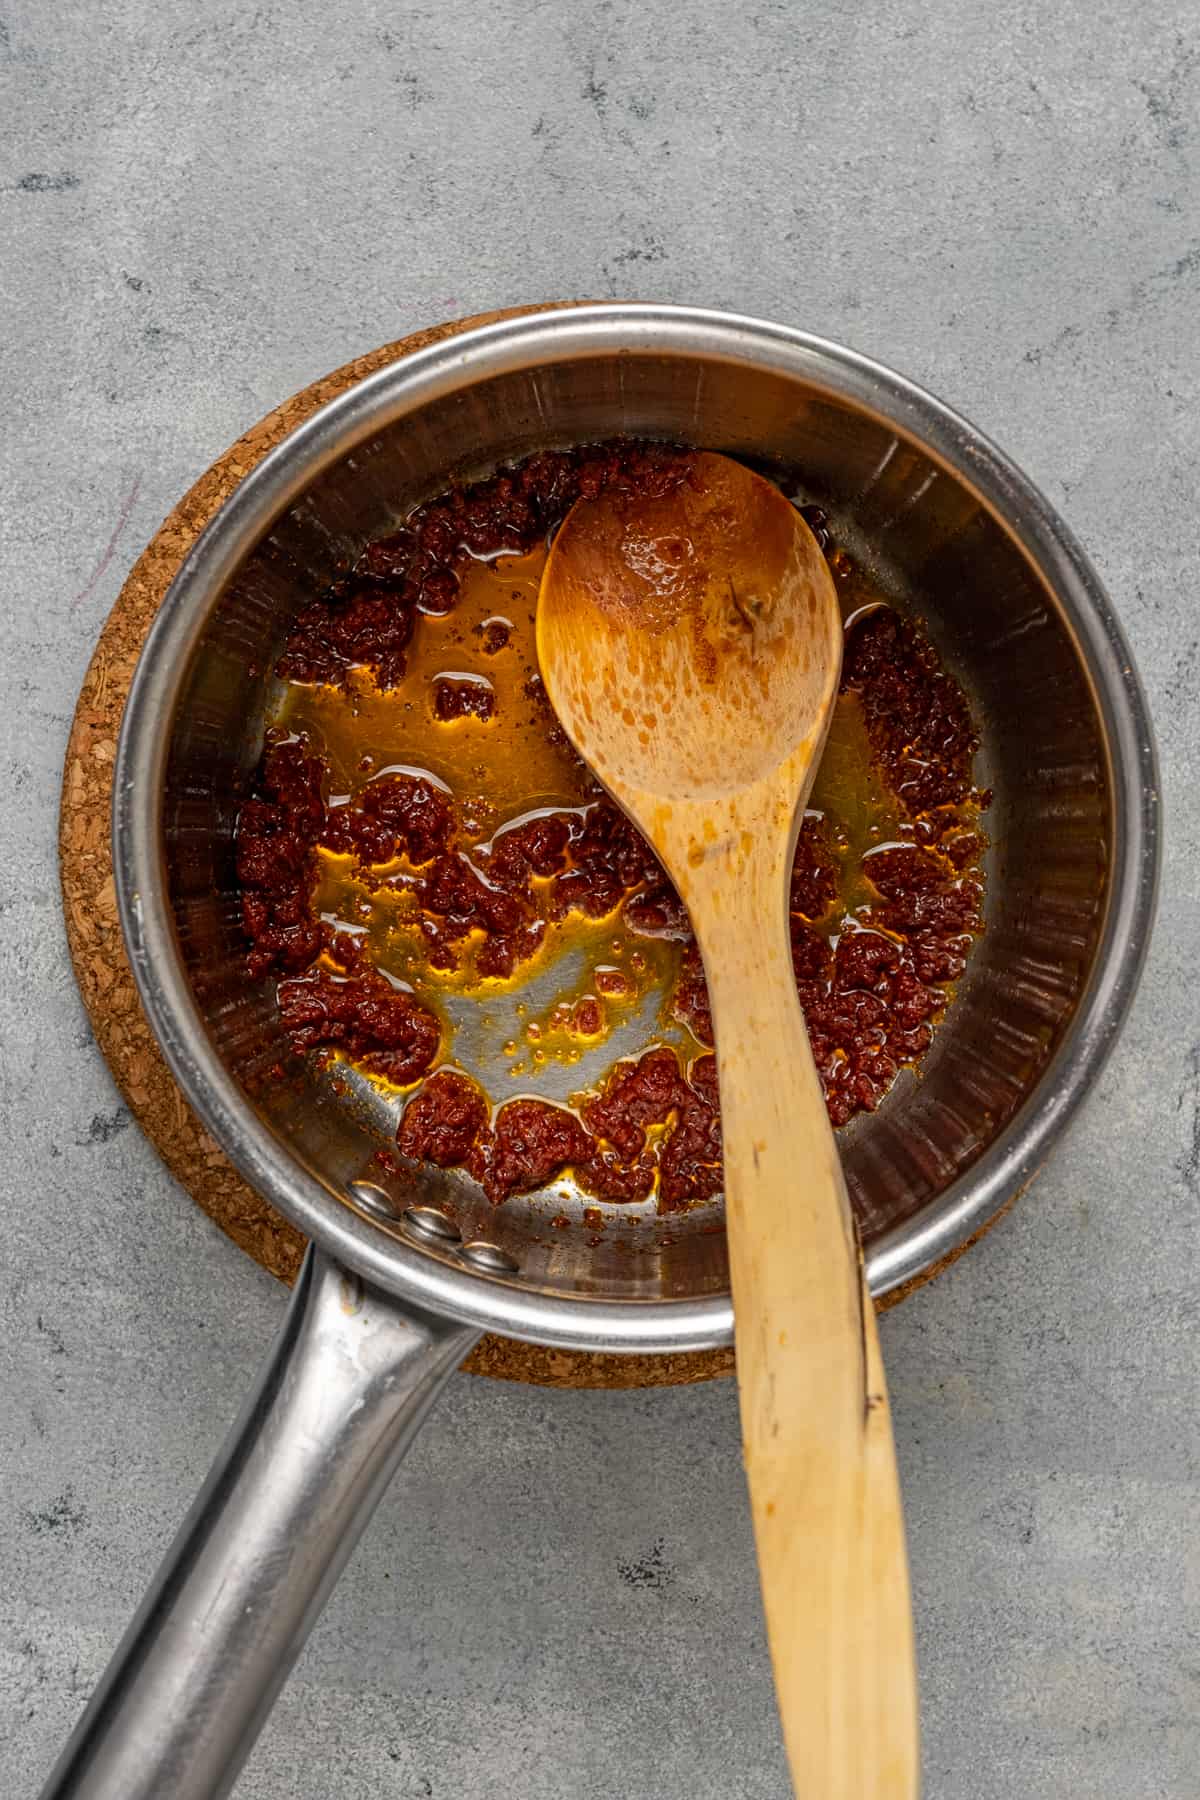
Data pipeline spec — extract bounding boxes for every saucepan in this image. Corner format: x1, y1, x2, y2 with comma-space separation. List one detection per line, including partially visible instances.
42, 305, 1158, 1799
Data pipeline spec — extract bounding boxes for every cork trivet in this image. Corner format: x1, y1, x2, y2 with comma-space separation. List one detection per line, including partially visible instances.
59, 305, 1014, 1389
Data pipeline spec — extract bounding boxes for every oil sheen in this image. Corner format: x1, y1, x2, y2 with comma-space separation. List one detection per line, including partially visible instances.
276, 545, 913, 1102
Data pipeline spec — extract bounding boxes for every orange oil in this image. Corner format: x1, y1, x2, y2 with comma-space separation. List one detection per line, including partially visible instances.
276, 546, 912, 1084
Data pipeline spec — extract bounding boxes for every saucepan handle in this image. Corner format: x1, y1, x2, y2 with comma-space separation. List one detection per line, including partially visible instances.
38, 1243, 481, 1800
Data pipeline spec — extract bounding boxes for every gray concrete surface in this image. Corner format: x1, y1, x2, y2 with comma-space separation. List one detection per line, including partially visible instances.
2, 1, 1197, 1794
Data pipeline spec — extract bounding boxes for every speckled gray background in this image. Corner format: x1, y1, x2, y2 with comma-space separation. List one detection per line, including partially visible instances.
2, 2, 1197, 1795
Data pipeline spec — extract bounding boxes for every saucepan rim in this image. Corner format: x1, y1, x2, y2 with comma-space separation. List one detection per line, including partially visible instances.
112, 302, 1160, 1353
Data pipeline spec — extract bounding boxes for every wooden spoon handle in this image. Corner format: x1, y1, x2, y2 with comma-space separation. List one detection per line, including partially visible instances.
699, 898, 919, 1799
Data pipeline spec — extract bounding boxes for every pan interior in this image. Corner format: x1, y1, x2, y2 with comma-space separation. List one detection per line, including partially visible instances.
160, 339, 1111, 1308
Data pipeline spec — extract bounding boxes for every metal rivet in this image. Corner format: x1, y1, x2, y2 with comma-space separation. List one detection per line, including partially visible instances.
401, 1205, 462, 1245
347, 1180, 401, 1220
459, 1240, 520, 1275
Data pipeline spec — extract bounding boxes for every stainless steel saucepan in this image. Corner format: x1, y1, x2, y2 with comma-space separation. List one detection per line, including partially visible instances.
42, 305, 1158, 1799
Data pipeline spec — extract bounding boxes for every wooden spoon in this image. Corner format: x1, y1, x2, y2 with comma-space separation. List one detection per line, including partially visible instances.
538, 451, 919, 1798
